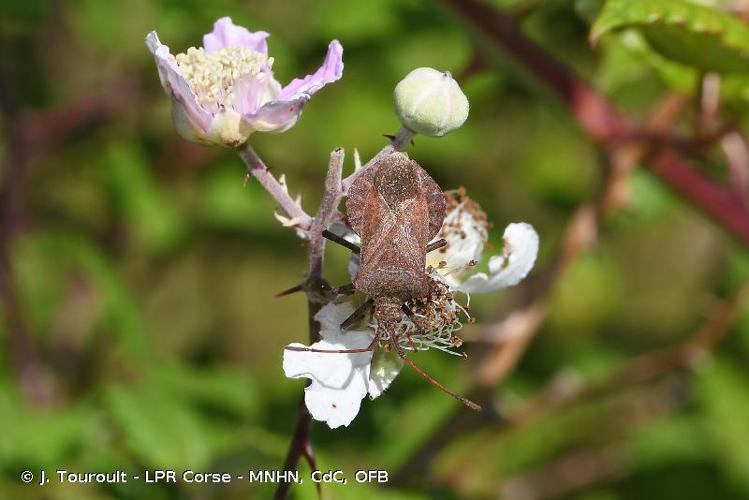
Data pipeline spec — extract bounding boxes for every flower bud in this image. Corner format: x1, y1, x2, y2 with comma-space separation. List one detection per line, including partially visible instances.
393, 67, 469, 137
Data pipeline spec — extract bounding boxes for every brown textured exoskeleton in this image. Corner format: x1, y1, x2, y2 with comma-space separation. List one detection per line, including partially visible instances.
288, 152, 481, 411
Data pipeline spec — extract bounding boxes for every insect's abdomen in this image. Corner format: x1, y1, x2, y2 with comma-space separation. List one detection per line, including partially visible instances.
354, 265, 431, 300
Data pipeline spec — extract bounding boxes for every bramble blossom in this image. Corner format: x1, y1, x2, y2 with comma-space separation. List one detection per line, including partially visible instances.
146, 17, 343, 147
283, 188, 539, 428
426, 189, 539, 294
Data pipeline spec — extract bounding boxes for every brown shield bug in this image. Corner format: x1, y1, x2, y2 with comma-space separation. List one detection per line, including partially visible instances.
288, 152, 481, 411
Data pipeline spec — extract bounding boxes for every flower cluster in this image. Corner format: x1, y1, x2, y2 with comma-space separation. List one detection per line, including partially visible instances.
283, 192, 539, 428
146, 17, 540, 430
146, 17, 343, 147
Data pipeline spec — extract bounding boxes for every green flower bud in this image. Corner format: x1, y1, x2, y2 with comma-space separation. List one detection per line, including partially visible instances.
393, 67, 469, 137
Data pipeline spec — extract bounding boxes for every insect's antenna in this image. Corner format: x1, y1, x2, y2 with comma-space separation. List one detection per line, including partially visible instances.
284, 334, 379, 354
393, 342, 482, 411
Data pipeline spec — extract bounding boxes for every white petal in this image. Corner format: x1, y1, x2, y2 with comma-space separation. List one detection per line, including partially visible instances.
304, 376, 368, 429
427, 201, 488, 276
315, 302, 356, 332
459, 223, 539, 294
368, 349, 403, 399
283, 302, 375, 428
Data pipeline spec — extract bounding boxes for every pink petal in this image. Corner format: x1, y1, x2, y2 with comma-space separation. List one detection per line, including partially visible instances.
277, 40, 343, 100
202, 17, 269, 54
242, 96, 309, 133
232, 70, 281, 115
145, 31, 211, 133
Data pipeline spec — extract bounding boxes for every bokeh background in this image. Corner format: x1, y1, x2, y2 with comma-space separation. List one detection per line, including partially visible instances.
3, 0, 749, 498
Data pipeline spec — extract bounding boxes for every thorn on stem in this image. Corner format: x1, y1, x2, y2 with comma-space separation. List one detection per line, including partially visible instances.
275, 283, 306, 298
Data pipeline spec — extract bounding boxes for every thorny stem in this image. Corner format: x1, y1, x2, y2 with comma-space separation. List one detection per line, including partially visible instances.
272, 147, 345, 500
308, 148, 345, 280
239, 145, 313, 232
266, 131, 415, 499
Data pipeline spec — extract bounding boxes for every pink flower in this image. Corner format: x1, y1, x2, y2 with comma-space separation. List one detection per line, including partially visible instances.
146, 17, 343, 147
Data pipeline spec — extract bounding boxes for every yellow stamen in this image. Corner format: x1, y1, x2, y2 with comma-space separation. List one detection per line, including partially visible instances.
174, 46, 272, 111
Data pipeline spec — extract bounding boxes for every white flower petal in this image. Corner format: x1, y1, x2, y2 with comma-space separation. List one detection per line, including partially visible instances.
283, 302, 375, 428
427, 198, 488, 277
315, 302, 356, 332
459, 223, 539, 294
304, 376, 368, 429
368, 350, 404, 399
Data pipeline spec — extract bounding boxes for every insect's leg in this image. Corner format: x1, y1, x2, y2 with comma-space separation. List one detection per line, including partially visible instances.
401, 304, 419, 322
425, 238, 447, 253
393, 342, 482, 412
322, 230, 360, 254
341, 298, 374, 330
332, 283, 356, 296
402, 304, 428, 331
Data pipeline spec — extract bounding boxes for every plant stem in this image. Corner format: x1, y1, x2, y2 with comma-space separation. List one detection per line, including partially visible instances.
251, 129, 414, 500
271, 148, 345, 500
443, 0, 749, 245
239, 145, 313, 231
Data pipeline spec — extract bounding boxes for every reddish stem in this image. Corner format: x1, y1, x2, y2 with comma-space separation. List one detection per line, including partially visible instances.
444, 0, 749, 245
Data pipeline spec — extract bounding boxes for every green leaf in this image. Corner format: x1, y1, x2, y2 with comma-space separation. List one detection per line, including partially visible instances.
600, 30, 699, 96
12, 231, 151, 358
697, 359, 749, 493
105, 384, 211, 469
150, 363, 259, 418
592, 0, 749, 73
0, 377, 99, 467
106, 143, 186, 254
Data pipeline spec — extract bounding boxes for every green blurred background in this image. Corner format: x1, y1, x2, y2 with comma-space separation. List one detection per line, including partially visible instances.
3, 0, 749, 498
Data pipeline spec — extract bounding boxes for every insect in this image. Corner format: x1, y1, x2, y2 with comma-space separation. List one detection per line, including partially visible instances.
287, 152, 481, 411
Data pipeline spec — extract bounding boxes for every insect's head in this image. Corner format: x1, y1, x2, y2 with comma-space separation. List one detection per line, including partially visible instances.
374, 153, 419, 206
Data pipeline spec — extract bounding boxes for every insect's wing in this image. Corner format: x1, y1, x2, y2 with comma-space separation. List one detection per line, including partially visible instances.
346, 165, 378, 237
416, 164, 447, 240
